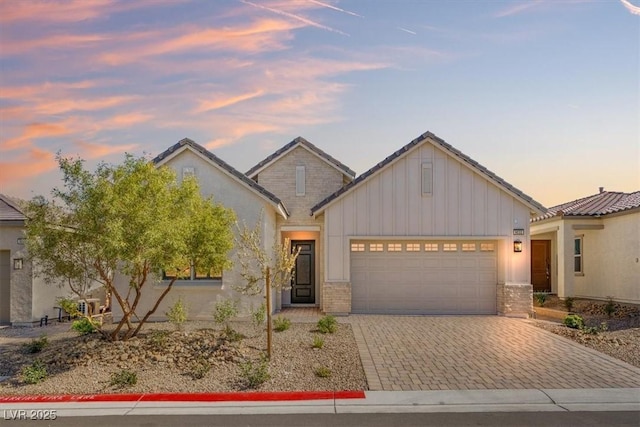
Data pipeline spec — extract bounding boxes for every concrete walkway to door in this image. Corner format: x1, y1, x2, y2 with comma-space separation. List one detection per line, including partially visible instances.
347, 316, 640, 391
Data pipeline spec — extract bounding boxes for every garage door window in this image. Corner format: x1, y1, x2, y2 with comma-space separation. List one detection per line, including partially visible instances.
388, 243, 402, 251
480, 243, 495, 252
424, 243, 438, 251
462, 243, 476, 251
406, 243, 420, 251
369, 243, 383, 252
351, 243, 365, 252
443, 243, 457, 251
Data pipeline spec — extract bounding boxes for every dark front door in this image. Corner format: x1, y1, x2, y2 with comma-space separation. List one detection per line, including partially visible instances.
291, 241, 315, 304
531, 240, 551, 292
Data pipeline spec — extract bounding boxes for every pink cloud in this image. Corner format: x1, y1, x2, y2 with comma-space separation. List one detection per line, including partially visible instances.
74, 141, 138, 159
0, 147, 57, 184
1, 122, 72, 151
195, 90, 266, 113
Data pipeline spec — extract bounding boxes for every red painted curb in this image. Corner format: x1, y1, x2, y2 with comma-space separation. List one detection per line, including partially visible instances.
0, 390, 366, 404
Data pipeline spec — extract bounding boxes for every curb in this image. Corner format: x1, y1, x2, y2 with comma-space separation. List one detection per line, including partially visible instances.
0, 390, 365, 404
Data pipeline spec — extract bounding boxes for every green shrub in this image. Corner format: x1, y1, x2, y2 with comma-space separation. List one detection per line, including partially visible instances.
604, 297, 616, 318
312, 334, 324, 349
148, 330, 170, 349
563, 297, 575, 312
317, 315, 337, 334
110, 370, 137, 388
250, 303, 266, 329
533, 292, 547, 307
189, 358, 211, 380
23, 335, 48, 354
21, 360, 47, 384
166, 297, 188, 330
71, 317, 96, 335
273, 316, 291, 332
224, 325, 245, 342
563, 314, 584, 330
239, 356, 270, 388
314, 366, 331, 378
213, 299, 238, 326
57, 297, 80, 318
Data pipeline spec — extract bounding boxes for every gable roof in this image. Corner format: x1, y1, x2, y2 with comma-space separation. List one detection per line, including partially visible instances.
246, 136, 356, 180
0, 194, 27, 222
311, 131, 547, 216
531, 190, 640, 222
153, 138, 289, 219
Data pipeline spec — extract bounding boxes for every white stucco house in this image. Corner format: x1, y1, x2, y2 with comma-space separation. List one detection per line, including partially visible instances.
530, 189, 640, 304
116, 131, 546, 320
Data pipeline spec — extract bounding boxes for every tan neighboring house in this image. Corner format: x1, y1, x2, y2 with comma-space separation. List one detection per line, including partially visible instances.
530, 189, 640, 304
116, 131, 546, 320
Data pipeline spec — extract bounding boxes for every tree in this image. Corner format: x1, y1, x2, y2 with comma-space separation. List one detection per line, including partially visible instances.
25, 154, 235, 341
234, 216, 299, 357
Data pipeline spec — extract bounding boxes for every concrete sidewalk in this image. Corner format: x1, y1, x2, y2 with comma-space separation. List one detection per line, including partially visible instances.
1, 389, 638, 417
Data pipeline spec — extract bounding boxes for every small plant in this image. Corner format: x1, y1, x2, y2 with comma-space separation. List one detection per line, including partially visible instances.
563, 297, 575, 312
273, 316, 291, 332
312, 334, 324, 349
189, 358, 211, 380
23, 335, 48, 354
239, 355, 270, 388
314, 366, 331, 378
599, 321, 609, 332
317, 315, 337, 334
250, 303, 266, 329
563, 314, 584, 330
71, 317, 96, 335
166, 297, 188, 330
148, 330, 170, 349
21, 360, 47, 384
604, 297, 616, 318
582, 325, 599, 335
57, 297, 80, 318
110, 370, 137, 388
213, 299, 238, 327
533, 292, 547, 307
224, 325, 245, 342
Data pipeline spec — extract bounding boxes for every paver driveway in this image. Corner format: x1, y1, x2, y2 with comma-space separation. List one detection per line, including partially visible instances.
348, 316, 640, 391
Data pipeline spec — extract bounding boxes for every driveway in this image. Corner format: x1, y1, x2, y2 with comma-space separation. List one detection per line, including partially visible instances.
347, 316, 640, 391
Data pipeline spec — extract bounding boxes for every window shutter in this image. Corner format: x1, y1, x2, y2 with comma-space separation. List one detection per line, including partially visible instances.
296, 166, 306, 196
422, 163, 433, 195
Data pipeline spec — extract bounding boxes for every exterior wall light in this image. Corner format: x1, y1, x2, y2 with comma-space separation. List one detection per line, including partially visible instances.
513, 240, 523, 253
13, 258, 23, 270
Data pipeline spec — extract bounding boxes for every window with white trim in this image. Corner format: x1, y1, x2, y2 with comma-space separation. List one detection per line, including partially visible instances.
295, 166, 305, 196
443, 243, 457, 252
424, 243, 438, 252
480, 243, 495, 252
369, 243, 383, 252
462, 243, 476, 252
351, 243, 365, 252
182, 166, 195, 179
163, 262, 222, 281
406, 243, 420, 252
574, 236, 583, 274
422, 163, 433, 196
388, 243, 402, 252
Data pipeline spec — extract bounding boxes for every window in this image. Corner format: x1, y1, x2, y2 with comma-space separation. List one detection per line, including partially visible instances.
574, 236, 583, 274
369, 243, 383, 252
443, 243, 457, 252
182, 166, 195, 179
462, 243, 476, 252
296, 166, 305, 196
480, 243, 495, 252
422, 163, 433, 196
163, 262, 222, 281
351, 243, 365, 252
388, 243, 402, 252
424, 243, 438, 252
406, 243, 420, 252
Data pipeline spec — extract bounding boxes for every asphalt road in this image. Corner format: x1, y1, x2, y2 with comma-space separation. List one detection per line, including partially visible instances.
3, 412, 639, 426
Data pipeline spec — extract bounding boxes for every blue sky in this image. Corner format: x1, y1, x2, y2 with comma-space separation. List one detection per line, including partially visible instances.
1, 0, 638, 207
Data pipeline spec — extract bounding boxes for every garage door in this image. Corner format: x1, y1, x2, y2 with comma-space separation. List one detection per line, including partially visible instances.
350, 241, 497, 314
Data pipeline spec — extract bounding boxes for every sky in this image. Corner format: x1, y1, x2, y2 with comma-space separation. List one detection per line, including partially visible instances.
0, 0, 638, 208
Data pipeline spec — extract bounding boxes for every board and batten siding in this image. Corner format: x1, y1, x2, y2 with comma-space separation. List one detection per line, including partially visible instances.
324, 142, 532, 284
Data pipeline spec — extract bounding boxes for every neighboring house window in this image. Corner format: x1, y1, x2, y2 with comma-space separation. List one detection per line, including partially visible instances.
424, 243, 438, 252
296, 166, 306, 196
462, 243, 476, 252
422, 163, 433, 196
182, 166, 195, 179
443, 243, 457, 252
351, 243, 365, 252
388, 243, 402, 252
406, 243, 420, 251
574, 236, 583, 274
480, 243, 495, 252
369, 243, 383, 252
163, 263, 222, 281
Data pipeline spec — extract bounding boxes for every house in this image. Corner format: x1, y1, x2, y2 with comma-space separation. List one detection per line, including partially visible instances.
118, 131, 545, 320
530, 189, 640, 304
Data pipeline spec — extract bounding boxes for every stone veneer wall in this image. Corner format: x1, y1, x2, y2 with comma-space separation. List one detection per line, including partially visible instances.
322, 282, 351, 315
497, 282, 533, 318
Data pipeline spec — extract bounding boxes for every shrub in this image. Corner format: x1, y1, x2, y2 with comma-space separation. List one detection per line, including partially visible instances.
312, 334, 324, 349
533, 292, 547, 307
239, 356, 270, 388
57, 297, 80, 318
563, 314, 584, 330
71, 317, 96, 335
251, 303, 266, 329
21, 360, 47, 384
23, 335, 48, 354
110, 370, 137, 388
166, 297, 188, 330
563, 297, 575, 312
213, 299, 238, 326
604, 297, 616, 318
273, 316, 291, 332
317, 315, 337, 334
189, 358, 211, 380
148, 330, 170, 349
224, 325, 245, 342
314, 366, 331, 378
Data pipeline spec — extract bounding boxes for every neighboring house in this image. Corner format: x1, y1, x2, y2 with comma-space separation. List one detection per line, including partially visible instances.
530, 189, 640, 304
120, 131, 545, 320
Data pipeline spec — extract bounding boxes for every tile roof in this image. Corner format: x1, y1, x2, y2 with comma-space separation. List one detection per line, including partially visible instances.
0, 194, 26, 222
311, 131, 547, 215
153, 138, 290, 218
246, 136, 356, 179
531, 190, 640, 222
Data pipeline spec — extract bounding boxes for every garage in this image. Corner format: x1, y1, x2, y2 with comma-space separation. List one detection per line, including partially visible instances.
350, 240, 497, 314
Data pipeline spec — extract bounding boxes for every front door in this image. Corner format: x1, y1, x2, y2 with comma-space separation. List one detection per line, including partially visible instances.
291, 241, 315, 304
531, 240, 551, 292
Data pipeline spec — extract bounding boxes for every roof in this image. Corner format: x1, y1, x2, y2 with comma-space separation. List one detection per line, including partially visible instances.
531, 190, 640, 222
246, 136, 356, 179
0, 194, 26, 222
153, 138, 290, 218
311, 131, 547, 216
